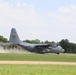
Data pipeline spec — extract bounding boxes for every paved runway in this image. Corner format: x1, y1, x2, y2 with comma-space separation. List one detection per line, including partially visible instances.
0, 61, 76, 65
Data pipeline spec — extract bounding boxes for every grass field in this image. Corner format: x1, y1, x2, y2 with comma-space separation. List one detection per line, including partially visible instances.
0, 53, 76, 62
0, 53, 76, 75
0, 64, 76, 75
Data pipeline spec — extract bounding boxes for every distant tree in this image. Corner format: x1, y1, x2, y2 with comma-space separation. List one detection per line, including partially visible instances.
23, 39, 31, 43
0, 35, 8, 43
44, 40, 52, 45
44, 40, 49, 44
23, 39, 40, 44
59, 39, 76, 53
34, 39, 40, 44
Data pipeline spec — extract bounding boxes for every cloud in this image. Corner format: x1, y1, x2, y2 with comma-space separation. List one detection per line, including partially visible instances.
0, 1, 38, 38
0, 1, 76, 42
47, 5, 76, 42
0, 1, 48, 41
59, 5, 76, 23
58, 4, 76, 13
0, 1, 42, 27
48, 4, 76, 25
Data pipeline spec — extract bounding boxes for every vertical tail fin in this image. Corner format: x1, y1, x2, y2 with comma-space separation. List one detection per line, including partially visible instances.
9, 28, 20, 44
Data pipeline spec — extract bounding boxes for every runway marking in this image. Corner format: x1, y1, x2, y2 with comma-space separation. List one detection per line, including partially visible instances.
0, 61, 76, 65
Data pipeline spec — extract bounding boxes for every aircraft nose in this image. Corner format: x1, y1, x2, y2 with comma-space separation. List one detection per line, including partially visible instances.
62, 49, 65, 52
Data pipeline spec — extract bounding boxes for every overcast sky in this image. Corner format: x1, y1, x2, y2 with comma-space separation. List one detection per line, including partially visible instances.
0, 0, 76, 43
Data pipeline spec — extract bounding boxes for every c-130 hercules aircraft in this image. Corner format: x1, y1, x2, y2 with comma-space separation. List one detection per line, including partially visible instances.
9, 28, 64, 54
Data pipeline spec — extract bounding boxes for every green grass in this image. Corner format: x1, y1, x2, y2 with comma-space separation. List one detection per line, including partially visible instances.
0, 53, 76, 62
0, 64, 76, 75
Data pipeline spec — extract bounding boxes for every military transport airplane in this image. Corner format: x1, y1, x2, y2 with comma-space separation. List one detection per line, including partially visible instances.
9, 28, 64, 54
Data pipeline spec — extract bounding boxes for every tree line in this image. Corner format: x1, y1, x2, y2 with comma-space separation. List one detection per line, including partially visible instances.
0, 35, 76, 54
59, 39, 76, 53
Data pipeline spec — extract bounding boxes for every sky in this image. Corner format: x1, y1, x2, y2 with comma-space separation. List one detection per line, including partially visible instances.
0, 0, 76, 43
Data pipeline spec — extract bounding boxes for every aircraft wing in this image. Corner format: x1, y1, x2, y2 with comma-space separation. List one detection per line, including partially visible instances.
33, 44, 50, 53
34, 44, 50, 48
